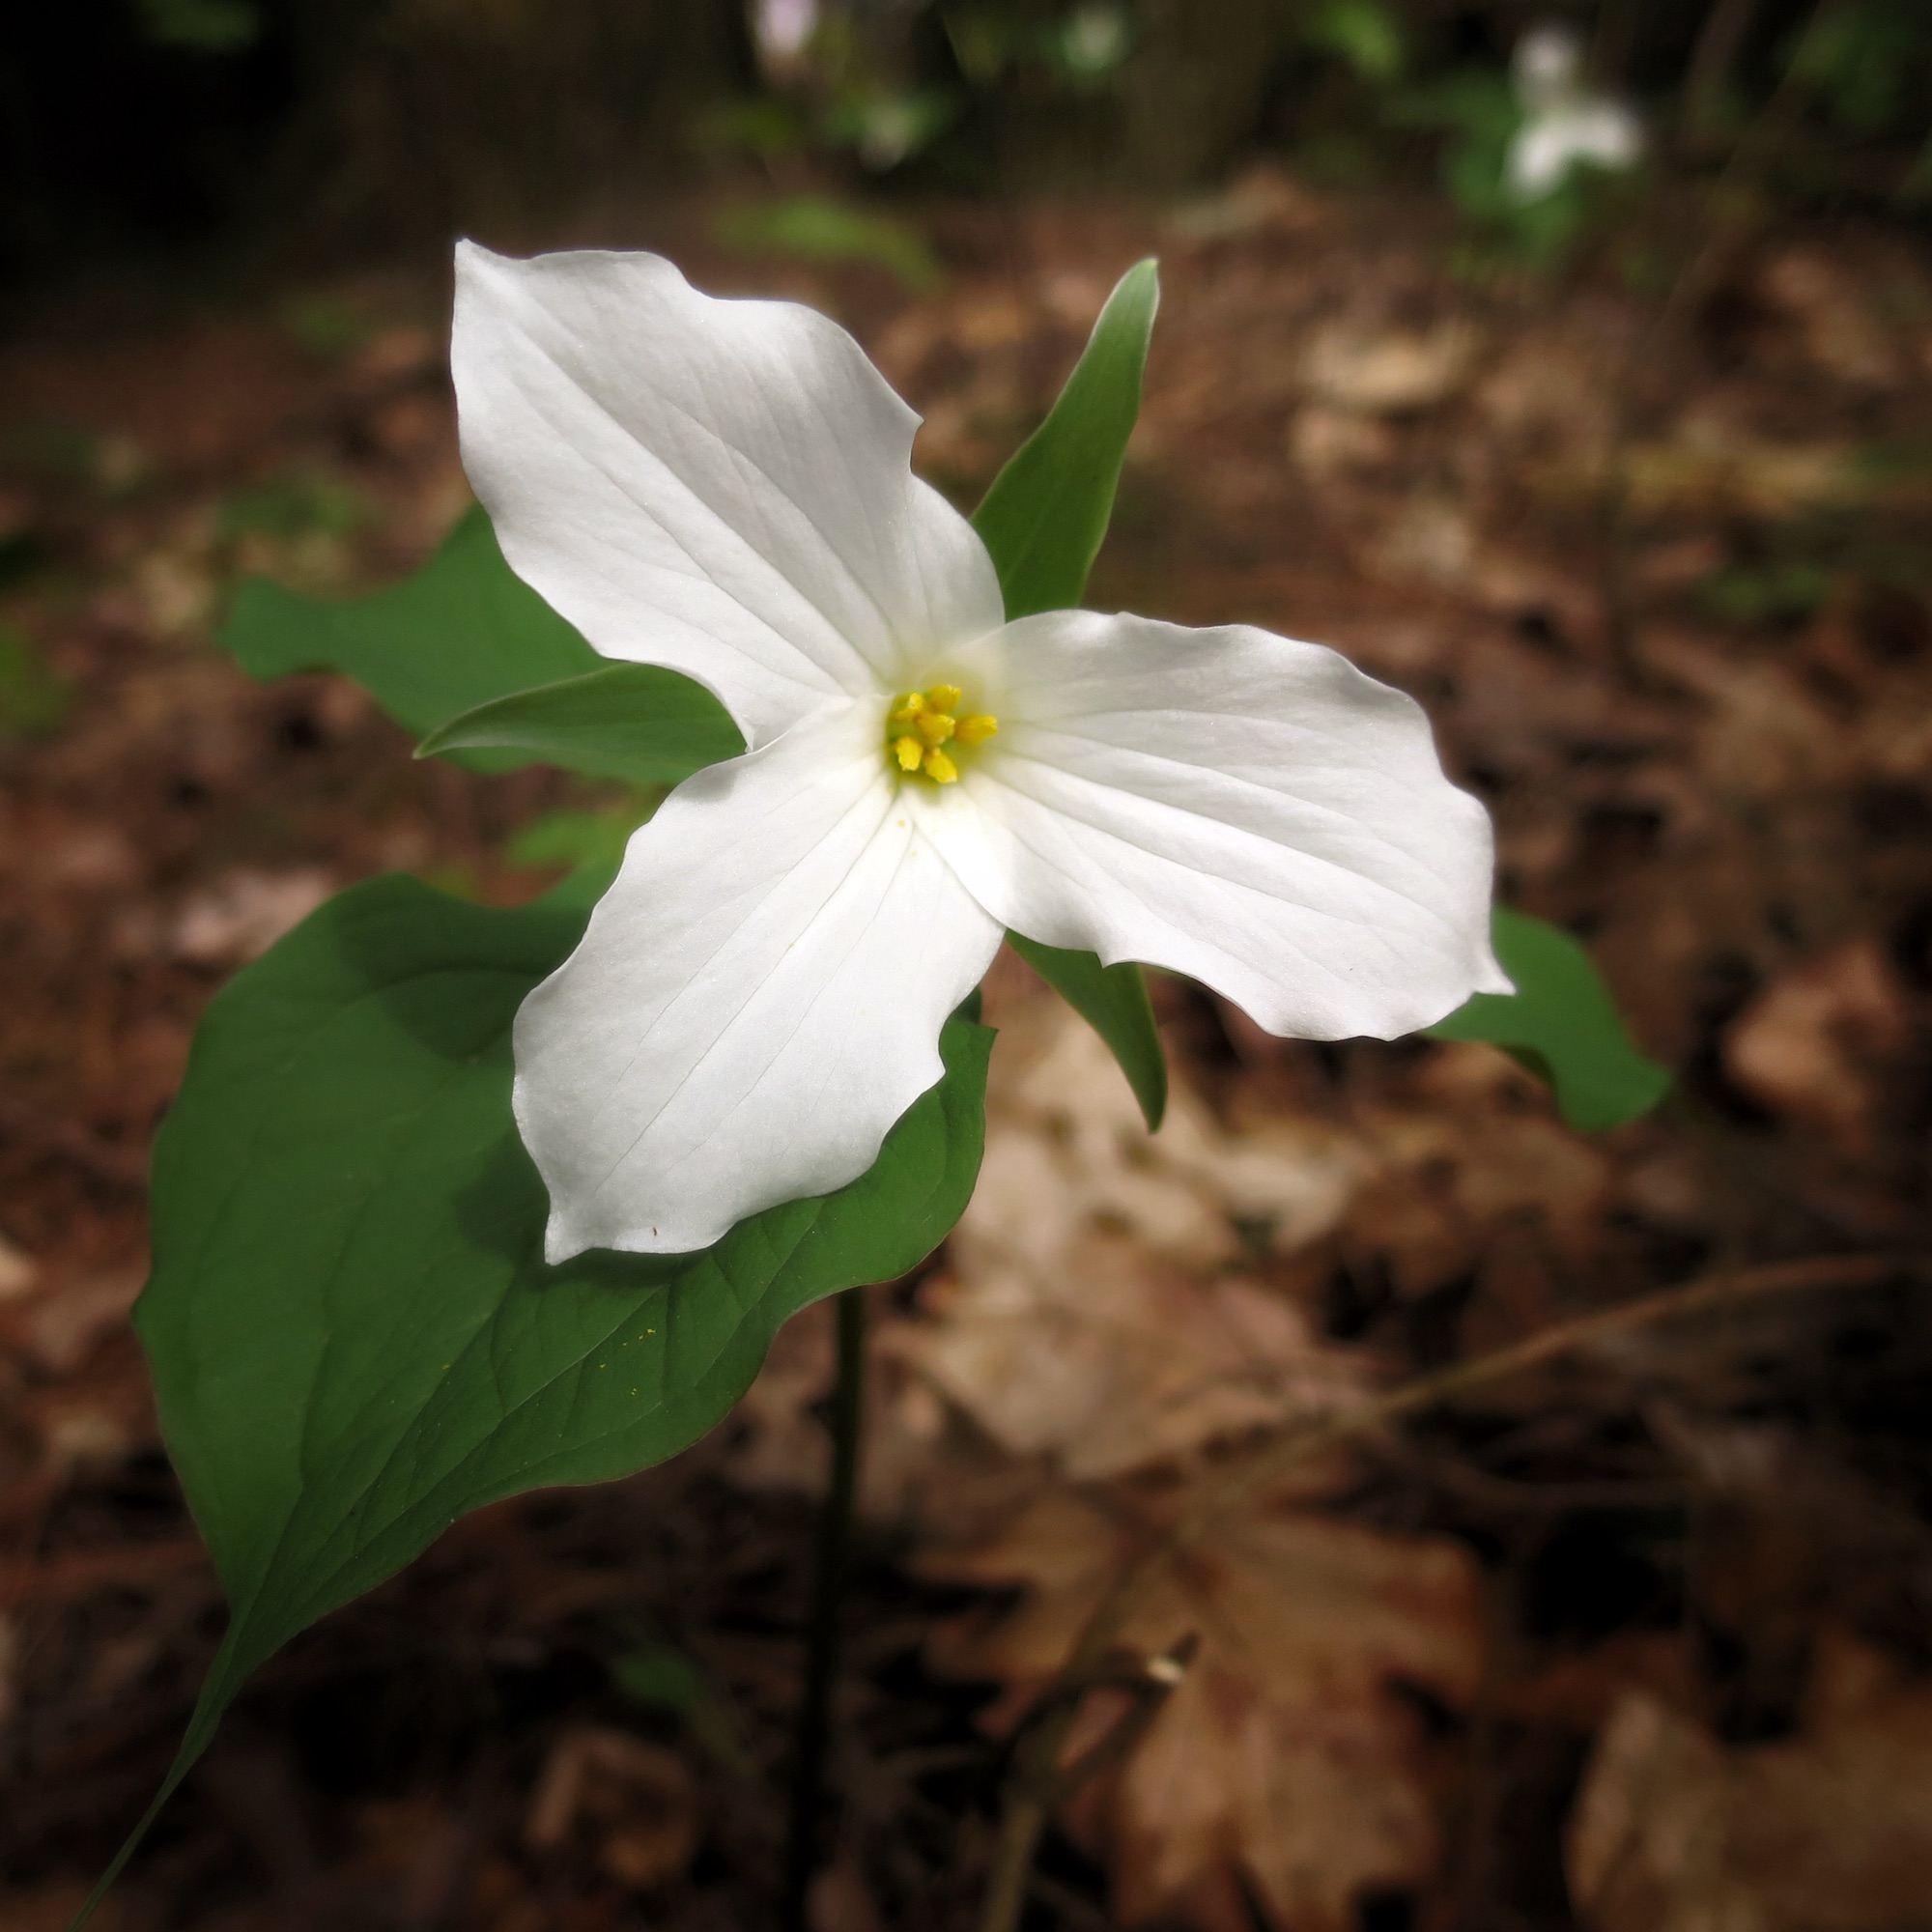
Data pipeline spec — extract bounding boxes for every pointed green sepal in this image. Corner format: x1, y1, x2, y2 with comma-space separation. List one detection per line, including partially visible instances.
971, 255, 1159, 620
1008, 933, 1166, 1130
416, 664, 745, 785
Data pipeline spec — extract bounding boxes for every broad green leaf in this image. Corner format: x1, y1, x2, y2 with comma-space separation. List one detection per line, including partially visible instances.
1426, 907, 1671, 1133
971, 256, 1158, 621
1008, 933, 1166, 1130
416, 664, 745, 785
218, 504, 600, 770
89, 876, 991, 1918
970, 258, 1168, 1127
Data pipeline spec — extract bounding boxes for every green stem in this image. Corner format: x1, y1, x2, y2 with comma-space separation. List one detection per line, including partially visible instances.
783, 1285, 867, 1931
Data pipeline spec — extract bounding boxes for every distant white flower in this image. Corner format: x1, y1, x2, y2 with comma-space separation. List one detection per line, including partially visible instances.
753, 0, 817, 67
1061, 3, 1132, 77
452, 244, 1508, 1259
1512, 21, 1585, 110
1505, 22, 1643, 203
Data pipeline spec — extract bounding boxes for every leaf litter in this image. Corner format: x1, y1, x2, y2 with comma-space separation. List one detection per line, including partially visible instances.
1, 183, 1930, 1930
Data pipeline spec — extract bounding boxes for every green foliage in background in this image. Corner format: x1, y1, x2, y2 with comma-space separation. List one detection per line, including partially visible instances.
0, 629, 72, 739
1306, 0, 1406, 84
611, 1640, 749, 1776
219, 470, 367, 544
135, 0, 259, 53
1793, 0, 1932, 140
714, 196, 942, 290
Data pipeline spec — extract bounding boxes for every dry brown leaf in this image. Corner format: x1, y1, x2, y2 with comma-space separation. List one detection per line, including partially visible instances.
525, 1726, 697, 1893
1755, 250, 1904, 391
1340, 1042, 1612, 1304
928, 1485, 1483, 1932
907, 1234, 1367, 1481
166, 867, 334, 965
899, 998, 1367, 1478
0, 1610, 16, 1737
1622, 427, 1866, 520
1167, 165, 1331, 242
0, 1233, 37, 1302
1303, 320, 1480, 415
1568, 1632, 1932, 1932
1664, 645, 1853, 804
1373, 497, 1478, 587
1287, 406, 1397, 478
0, 1883, 131, 1932
808, 1856, 890, 1932
22, 1265, 146, 1374
1722, 939, 1914, 1151
1477, 335, 1618, 469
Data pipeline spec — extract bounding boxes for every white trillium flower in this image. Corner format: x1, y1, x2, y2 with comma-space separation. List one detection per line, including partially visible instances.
1504, 22, 1644, 204
452, 243, 1509, 1260
752, 0, 818, 65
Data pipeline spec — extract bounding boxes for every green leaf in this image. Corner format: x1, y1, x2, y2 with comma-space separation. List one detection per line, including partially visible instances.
93, 875, 991, 1915
218, 504, 601, 771
0, 626, 72, 738
611, 1641, 749, 1776
416, 664, 745, 786
971, 256, 1159, 621
1008, 933, 1166, 1130
503, 805, 654, 878
1426, 907, 1671, 1133
715, 195, 942, 291
970, 259, 1169, 1129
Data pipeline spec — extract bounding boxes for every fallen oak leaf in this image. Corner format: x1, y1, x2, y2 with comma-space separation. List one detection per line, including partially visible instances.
1568, 1630, 1932, 1932
898, 996, 1368, 1480
925, 1484, 1482, 1932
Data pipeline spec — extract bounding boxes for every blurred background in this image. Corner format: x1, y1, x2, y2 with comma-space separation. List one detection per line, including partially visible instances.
5, 3, 1932, 1929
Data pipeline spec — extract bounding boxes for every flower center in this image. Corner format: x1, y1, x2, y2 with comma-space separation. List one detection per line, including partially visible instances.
886, 683, 998, 785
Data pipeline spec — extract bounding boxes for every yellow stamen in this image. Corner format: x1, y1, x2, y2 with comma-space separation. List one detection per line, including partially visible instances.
886, 681, 991, 784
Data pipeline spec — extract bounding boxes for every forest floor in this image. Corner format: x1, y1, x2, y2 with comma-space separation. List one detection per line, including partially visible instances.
3, 177, 1932, 1932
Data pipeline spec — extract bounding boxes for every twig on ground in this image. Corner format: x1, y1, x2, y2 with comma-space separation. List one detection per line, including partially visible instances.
973, 1250, 1916, 1932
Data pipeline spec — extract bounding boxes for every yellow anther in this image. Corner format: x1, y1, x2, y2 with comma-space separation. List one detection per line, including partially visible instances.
886, 682, 991, 783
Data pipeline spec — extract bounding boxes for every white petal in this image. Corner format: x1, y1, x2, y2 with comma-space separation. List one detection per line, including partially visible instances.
453, 242, 1004, 748
514, 705, 1002, 1259
1506, 99, 1643, 200
910, 611, 1510, 1039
